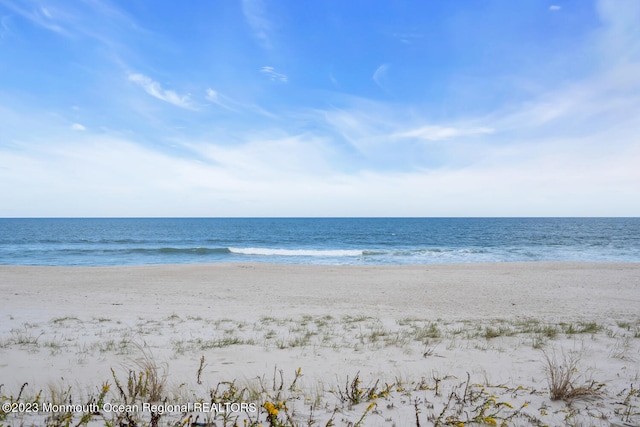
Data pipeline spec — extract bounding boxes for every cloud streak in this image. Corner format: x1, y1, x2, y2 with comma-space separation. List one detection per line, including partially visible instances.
395, 125, 494, 141
260, 66, 288, 83
0, 15, 12, 39
242, 0, 272, 49
205, 88, 277, 118
205, 88, 241, 112
372, 64, 389, 89
128, 73, 195, 109
0, 0, 69, 34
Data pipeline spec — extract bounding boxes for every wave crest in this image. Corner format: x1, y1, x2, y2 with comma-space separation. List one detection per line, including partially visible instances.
229, 247, 363, 257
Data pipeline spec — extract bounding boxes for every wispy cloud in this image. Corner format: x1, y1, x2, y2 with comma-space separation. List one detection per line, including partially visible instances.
320, 106, 391, 154
0, 15, 12, 39
329, 73, 339, 87
205, 88, 240, 112
2, 0, 640, 216
1, 0, 151, 72
596, 0, 640, 65
490, 4, 640, 136
205, 88, 277, 118
188, 133, 335, 178
242, 0, 272, 49
128, 73, 195, 109
372, 64, 390, 89
3, 126, 638, 216
261, 66, 288, 83
0, 0, 69, 35
391, 31, 424, 44
395, 125, 494, 141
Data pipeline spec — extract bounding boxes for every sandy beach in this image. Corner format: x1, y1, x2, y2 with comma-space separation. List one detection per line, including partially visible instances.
1, 262, 639, 426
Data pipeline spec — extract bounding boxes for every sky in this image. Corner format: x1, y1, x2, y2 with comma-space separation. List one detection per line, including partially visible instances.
1, 0, 639, 217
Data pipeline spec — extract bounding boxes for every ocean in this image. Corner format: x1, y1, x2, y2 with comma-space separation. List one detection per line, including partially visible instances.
0, 218, 639, 266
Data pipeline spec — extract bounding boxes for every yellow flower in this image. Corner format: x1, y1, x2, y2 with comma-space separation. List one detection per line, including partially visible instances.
484, 417, 497, 426
264, 401, 279, 416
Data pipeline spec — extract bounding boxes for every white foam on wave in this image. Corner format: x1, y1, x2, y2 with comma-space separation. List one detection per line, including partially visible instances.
228, 247, 363, 257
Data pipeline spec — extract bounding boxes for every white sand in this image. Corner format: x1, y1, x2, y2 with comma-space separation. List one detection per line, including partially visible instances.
1, 262, 639, 426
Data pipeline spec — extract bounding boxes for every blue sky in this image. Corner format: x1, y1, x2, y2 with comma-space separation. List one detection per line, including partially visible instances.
1, 0, 639, 216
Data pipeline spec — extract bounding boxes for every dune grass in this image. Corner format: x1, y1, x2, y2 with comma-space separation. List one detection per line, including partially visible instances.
1, 315, 639, 426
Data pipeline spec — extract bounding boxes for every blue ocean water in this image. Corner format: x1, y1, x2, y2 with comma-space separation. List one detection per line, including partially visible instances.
0, 218, 639, 266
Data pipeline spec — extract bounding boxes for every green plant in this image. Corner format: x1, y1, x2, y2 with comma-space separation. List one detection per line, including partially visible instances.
110, 348, 167, 427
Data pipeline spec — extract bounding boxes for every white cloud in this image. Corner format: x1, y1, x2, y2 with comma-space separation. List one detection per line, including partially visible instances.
260, 66, 288, 83
204, 88, 276, 118
372, 64, 390, 89
2, 0, 640, 217
187, 133, 335, 178
490, 0, 640, 135
205, 88, 240, 112
128, 73, 195, 109
205, 88, 218, 101
2, 130, 638, 217
596, 0, 640, 65
320, 106, 393, 154
395, 125, 494, 141
549, 5, 561, 11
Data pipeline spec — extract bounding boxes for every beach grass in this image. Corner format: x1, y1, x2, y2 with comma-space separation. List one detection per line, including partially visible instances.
1, 314, 640, 426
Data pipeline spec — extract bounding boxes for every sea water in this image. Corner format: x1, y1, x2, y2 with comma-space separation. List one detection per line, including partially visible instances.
0, 218, 639, 266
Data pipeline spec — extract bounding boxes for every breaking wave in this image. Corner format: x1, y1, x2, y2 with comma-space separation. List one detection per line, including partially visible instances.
228, 248, 364, 257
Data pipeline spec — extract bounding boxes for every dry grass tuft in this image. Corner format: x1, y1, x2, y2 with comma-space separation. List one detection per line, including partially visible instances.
543, 349, 603, 401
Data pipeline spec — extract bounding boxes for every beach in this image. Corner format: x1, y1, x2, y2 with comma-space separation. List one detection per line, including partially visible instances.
1, 262, 639, 426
